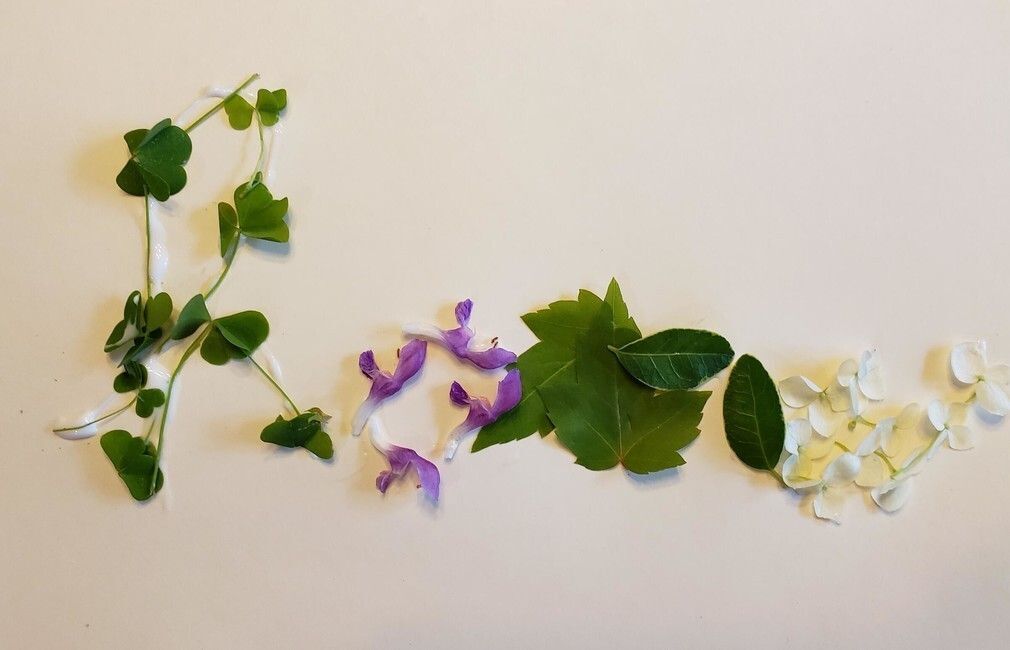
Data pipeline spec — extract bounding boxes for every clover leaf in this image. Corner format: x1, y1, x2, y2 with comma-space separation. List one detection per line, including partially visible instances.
105, 292, 173, 368
218, 181, 289, 255
135, 388, 166, 418
255, 89, 287, 126
200, 311, 269, 365
104, 291, 144, 353
223, 95, 255, 130
113, 360, 148, 393
170, 294, 211, 341
100, 430, 164, 501
259, 407, 333, 459
115, 119, 193, 201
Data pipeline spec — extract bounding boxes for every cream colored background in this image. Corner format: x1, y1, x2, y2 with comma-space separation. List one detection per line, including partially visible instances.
2, 1, 1009, 648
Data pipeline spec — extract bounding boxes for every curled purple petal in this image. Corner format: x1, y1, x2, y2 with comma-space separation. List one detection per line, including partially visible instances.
444, 370, 523, 459
352, 340, 428, 436
449, 381, 471, 406
403, 300, 516, 370
455, 299, 473, 326
377, 444, 440, 502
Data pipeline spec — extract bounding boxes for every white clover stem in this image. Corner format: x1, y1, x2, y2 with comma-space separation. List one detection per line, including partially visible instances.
444, 424, 476, 461
351, 399, 378, 437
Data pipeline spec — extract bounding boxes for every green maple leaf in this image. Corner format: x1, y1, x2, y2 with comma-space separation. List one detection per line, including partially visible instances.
540, 300, 709, 473
115, 119, 192, 201
472, 279, 640, 451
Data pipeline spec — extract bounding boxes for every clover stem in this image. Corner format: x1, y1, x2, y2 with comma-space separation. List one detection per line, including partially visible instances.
249, 356, 300, 414
184, 73, 260, 133
142, 412, 159, 443
874, 450, 897, 473
149, 327, 209, 496
205, 237, 238, 301
247, 112, 267, 188
144, 192, 153, 299
52, 396, 138, 433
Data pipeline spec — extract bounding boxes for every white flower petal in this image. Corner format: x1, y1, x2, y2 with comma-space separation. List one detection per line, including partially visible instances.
986, 364, 1010, 386
813, 487, 847, 523
808, 399, 835, 437
871, 479, 913, 513
785, 419, 812, 455
895, 403, 921, 429
855, 454, 889, 488
823, 452, 861, 487
836, 359, 858, 387
947, 401, 968, 425
879, 420, 902, 457
950, 341, 988, 384
926, 430, 948, 460
855, 422, 885, 457
779, 376, 823, 408
857, 350, 886, 401
783, 454, 820, 490
825, 383, 852, 413
975, 381, 1010, 417
946, 425, 975, 451
805, 435, 836, 460
848, 380, 863, 416
927, 400, 948, 432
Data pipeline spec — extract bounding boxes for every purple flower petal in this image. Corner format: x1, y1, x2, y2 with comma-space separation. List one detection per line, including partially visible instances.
403, 299, 516, 370
351, 340, 428, 436
444, 369, 523, 459
377, 444, 440, 502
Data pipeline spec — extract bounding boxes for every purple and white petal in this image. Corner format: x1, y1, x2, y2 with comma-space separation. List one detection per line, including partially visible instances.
444, 370, 523, 460
403, 299, 516, 370
351, 340, 428, 436
377, 445, 440, 502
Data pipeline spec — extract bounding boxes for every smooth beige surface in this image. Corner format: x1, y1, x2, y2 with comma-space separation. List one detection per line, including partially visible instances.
2, 1, 1009, 648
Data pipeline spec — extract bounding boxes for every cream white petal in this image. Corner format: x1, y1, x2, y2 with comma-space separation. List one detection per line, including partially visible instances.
926, 430, 948, 460
946, 424, 975, 451
848, 380, 863, 416
825, 383, 852, 413
783, 454, 821, 490
895, 403, 921, 429
813, 487, 847, 523
950, 341, 988, 384
804, 435, 837, 460
808, 398, 835, 437
836, 359, 858, 387
927, 400, 948, 432
947, 401, 969, 425
855, 454, 889, 488
857, 350, 886, 401
823, 452, 861, 487
855, 423, 884, 457
871, 479, 913, 513
879, 421, 902, 457
779, 376, 823, 408
975, 381, 1010, 417
785, 419, 813, 455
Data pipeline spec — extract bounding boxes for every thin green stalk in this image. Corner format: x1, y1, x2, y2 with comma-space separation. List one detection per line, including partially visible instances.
144, 192, 153, 299
249, 356, 300, 414
874, 450, 897, 473
833, 441, 853, 453
184, 73, 260, 133
52, 396, 138, 433
247, 112, 267, 188
149, 327, 209, 495
205, 238, 238, 300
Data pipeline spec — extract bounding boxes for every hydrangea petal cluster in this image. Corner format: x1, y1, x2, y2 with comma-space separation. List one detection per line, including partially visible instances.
951, 340, 1010, 416
403, 299, 517, 370
444, 369, 522, 460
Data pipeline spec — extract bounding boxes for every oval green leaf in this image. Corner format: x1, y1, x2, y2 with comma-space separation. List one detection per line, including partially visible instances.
214, 311, 269, 355
612, 329, 734, 390
723, 354, 785, 471
170, 294, 211, 340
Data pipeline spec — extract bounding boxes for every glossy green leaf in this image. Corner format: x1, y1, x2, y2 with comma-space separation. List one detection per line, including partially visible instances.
113, 361, 147, 393
115, 119, 192, 201
235, 182, 289, 243
224, 94, 254, 130
723, 354, 785, 471
135, 388, 165, 418
199, 327, 244, 365
214, 311, 269, 355
105, 291, 144, 352
217, 202, 239, 257
255, 88, 287, 126
612, 329, 734, 390
143, 292, 173, 330
170, 294, 211, 340
260, 408, 332, 459
100, 430, 164, 501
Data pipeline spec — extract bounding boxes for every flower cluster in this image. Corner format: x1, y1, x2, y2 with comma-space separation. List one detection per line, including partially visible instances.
353, 299, 520, 502
776, 342, 1008, 523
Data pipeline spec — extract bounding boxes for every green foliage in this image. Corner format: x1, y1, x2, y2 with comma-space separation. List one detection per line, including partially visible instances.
223, 88, 287, 130
259, 408, 333, 459
217, 180, 289, 255
170, 294, 211, 341
113, 360, 147, 394
723, 354, 785, 471
199, 311, 269, 365
135, 388, 166, 418
611, 329, 734, 390
476, 279, 713, 474
100, 430, 164, 501
115, 119, 193, 201
105, 291, 173, 368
